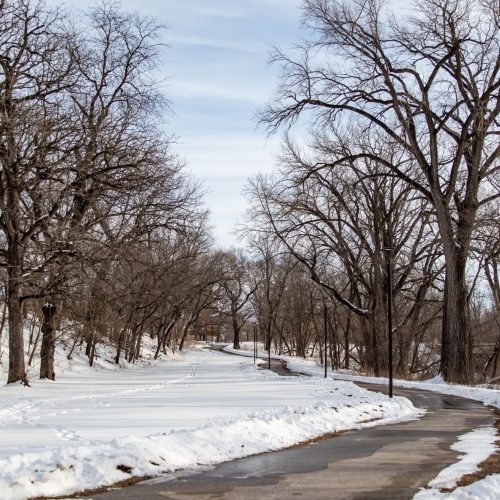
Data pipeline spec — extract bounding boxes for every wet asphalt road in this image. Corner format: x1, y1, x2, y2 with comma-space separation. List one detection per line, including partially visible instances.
88, 357, 496, 500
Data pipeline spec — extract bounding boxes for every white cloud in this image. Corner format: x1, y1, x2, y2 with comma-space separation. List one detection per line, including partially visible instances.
169, 81, 263, 104
169, 35, 261, 54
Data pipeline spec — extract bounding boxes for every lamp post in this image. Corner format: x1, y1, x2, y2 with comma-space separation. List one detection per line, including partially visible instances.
324, 302, 328, 378
383, 246, 394, 398
268, 326, 271, 370
253, 324, 257, 364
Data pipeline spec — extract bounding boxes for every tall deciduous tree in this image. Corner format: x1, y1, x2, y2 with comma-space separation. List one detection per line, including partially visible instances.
0, 0, 75, 384
247, 134, 440, 375
218, 250, 258, 350
0, 1, 206, 383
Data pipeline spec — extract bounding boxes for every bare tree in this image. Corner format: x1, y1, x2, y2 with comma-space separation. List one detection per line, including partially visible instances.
35, 3, 193, 379
260, 0, 500, 383
247, 133, 441, 376
0, 1, 208, 383
0, 0, 75, 384
218, 250, 258, 350
247, 234, 296, 353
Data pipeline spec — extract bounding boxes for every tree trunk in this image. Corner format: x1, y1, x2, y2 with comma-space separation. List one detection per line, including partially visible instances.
7, 264, 27, 384
85, 332, 93, 359
154, 315, 178, 360
40, 302, 57, 380
440, 259, 472, 383
264, 320, 271, 352
133, 331, 143, 361
115, 326, 130, 365
0, 299, 8, 345
179, 317, 195, 352
370, 318, 381, 377
431, 187, 475, 384
162, 326, 170, 354
89, 334, 97, 367
67, 332, 81, 360
28, 322, 42, 367
232, 315, 241, 350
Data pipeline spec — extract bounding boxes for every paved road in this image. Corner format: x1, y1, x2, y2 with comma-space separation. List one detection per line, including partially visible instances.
89, 358, 496, 500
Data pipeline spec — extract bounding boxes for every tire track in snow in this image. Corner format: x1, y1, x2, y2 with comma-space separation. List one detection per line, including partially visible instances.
188, 362, 200, 377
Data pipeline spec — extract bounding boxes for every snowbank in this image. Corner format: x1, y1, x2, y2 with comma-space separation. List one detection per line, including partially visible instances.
0, 347, 421, 499
2, 393, 418, 499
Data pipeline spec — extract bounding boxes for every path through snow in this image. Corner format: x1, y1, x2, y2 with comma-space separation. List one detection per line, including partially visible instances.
0, 346, 420, 499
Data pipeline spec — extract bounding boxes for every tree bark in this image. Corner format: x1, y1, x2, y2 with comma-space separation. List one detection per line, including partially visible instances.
89, 334, 97, 367
344, 310, 352, 370
115, 324, 131, 365
0, 299, 7, 345
28, 322, 42, 367
436, 200, 473, 384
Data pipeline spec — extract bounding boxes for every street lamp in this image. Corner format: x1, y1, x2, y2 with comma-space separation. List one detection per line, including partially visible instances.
324, 302, 328, 378
268, 326, 271, 370
383, 246, 394, 398
253, 324, 257, 364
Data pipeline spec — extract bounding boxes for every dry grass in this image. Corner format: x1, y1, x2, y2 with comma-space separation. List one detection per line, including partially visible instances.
283, 430, 349, 450
30, 475, 153, 499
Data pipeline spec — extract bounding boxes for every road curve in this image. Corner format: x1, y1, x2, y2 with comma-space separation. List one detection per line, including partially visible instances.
89, 357, 497, 500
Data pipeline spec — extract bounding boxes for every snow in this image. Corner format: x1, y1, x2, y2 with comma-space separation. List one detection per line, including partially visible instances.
226, 343, 500, 500
0, 344, 422, 499
224, 343, 500, 409
414, 427, 500, 499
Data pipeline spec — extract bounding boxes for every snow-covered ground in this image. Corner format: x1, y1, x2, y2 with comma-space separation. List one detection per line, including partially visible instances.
0, 344, 421, 500
226, 343, 500, 500
225, 343, 500, 408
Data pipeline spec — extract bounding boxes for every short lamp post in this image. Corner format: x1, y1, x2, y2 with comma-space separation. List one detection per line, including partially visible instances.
383, 246, 394, 398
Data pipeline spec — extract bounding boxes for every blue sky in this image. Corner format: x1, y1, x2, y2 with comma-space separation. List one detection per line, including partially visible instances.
58, 0, 304, 247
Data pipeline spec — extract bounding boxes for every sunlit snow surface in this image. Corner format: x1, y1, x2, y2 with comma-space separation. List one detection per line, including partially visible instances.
0, 345, 420, 499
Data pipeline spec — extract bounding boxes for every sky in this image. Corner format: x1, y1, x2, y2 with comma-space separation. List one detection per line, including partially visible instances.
57, 0, 305, 247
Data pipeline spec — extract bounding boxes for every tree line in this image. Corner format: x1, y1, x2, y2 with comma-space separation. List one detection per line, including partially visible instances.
246, 0, 500, 384
0, 0, 213, 384
1, 0, 499, 387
